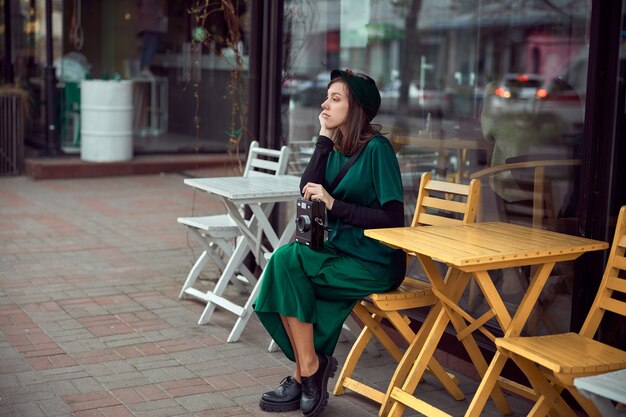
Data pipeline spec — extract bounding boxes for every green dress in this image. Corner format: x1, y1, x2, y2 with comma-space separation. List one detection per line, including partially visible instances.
254, 136, 405, 361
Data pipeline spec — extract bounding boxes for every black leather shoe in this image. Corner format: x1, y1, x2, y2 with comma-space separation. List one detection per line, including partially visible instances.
259, 376, 302, 412
300, 354, 338, 417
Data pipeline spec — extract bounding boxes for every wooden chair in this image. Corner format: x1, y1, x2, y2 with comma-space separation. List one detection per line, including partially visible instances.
495, 205, 626, 417
470, 157, 581, 229
177, 141, 290, 308
333, 171, 481, 409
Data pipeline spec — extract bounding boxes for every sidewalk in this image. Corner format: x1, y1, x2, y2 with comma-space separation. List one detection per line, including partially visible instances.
0, 168, 533, 417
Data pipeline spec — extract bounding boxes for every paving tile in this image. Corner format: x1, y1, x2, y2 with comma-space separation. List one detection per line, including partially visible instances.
0, 384, 57, 404
46, 380, 80, 397
0, 173, 537, 416
94, 372, 152, 390
127, 398, 189, 417
38, 397, 73, 416
12, 402, 46, 417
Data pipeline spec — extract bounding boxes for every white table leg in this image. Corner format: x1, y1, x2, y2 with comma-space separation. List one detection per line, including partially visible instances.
197, 234, 252, 325
227, 268, 268, 343
228, 214, 296, 340
197, 197, 297, 341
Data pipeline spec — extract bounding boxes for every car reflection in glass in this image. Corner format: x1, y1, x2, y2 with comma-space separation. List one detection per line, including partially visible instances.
533, 63, 587, 138
379, 79, 452, 117
482, 73, 544, 117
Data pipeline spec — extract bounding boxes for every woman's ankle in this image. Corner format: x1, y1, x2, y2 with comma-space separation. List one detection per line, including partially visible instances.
299, 354, 319, 377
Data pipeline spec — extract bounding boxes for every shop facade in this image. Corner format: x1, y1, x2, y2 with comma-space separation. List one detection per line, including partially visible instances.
1, 0, 624, 350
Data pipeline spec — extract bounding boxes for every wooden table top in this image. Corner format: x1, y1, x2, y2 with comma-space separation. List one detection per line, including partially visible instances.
365, 222, 608, 271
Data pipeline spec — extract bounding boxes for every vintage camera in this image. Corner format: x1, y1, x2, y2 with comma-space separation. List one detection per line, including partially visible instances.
295, 198, 326, 250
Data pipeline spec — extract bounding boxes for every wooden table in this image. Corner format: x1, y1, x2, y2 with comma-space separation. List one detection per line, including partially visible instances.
364, 222, 608, 417
574, 369, 626, 417
184, 174, 301, 342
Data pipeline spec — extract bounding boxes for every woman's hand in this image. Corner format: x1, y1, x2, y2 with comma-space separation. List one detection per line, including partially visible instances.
318, 112, 335, 138
302, 182, 335, 210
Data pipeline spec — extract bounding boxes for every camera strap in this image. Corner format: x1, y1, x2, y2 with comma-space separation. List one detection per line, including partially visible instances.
327, 141, 368, 193
320, 142, 369, 233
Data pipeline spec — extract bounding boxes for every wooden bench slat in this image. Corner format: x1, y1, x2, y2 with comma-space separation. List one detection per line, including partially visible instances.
613, 255, 626, 271
422, 195, 469, 214
606, 275, 626, 293
425, 179, 471, 195
599, 297, 626, 317
416, 213, 464, 226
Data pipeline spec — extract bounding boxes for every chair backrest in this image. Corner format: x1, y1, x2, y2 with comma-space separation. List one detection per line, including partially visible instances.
411, 172, 481, 228
579, 205, 626, 338
470, 158, 581, 229
243, 141, 290, 177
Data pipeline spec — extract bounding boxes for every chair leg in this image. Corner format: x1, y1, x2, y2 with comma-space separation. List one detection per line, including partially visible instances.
213, 237, 257, 292
198, 237, 250, 325
430, 269, 512, 417
212, 237, 247, 290
383, 309, 464, 403
343, 315, 381, 357
334, 304, 387, 397
424, 358, 465, 401
227, 268, 266, 343
179, 249, 210, 299
180, 228, 222, 298
267, 339, 280, 352
181, 228, 230, 291
566, 387, 604, 417
384, 310, 463, 401
510, 353, 579, 417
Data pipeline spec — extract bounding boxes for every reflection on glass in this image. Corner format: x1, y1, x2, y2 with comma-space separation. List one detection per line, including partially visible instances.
282, 0, 590, 336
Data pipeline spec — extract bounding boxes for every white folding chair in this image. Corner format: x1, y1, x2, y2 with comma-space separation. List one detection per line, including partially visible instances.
177, 141, 290, 310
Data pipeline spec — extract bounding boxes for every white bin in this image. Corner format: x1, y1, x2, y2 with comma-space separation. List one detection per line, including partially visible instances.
80, 80, 133, 162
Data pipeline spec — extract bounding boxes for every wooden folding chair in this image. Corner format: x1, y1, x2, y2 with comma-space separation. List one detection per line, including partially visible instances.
495, 205, 626, 417
333, 172, 481, 410
177, 141, 290, 307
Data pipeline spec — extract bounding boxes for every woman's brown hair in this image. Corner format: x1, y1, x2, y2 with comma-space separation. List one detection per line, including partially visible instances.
327, 78, 382, 156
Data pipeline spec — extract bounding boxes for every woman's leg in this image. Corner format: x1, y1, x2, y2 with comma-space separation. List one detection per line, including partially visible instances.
285, 316, 337, 417
280, 315, 302, 381
284, 316, 318, 376
260, 317, 304, 413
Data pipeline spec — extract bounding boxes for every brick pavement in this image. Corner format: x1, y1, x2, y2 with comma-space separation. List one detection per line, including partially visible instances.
0, 168, 533, 416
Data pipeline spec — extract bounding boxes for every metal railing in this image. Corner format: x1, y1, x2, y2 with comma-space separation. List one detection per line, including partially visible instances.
0, 92, 24, 175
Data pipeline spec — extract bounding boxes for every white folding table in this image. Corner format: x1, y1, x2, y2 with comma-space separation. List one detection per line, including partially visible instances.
574, 369, 626, 417
183, 174, 301, 342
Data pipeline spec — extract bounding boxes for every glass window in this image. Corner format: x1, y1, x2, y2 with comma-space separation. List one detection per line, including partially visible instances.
11, 0, 251, 154
282, 0, 591, 336
121, 0, 250, 155
2, 0, 63, 142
